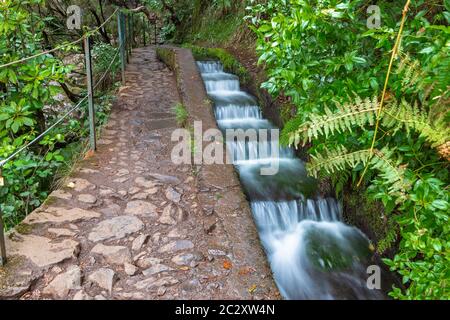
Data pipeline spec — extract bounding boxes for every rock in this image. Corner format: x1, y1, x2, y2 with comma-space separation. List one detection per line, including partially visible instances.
66, 178, 95, 192
167, 228, 185, 238
99, 188, 115, 197
142, 264, 172, 276
208, 249, 227, 256
131, 193, 148, 200
171, 253, 194, 266
78, 194, 97, 204
113, 177, 129, 183
165, 187, 181, 203
99, 203, 121, 215
7, 234, 80, 268
158, 240, 194, 253
94, 294, 107, 300
79, 168, 99, 174
152, 276, 179, 287
132, 234, 149, 251
152, 233, 161, 244
159, 205, 176, 225
24, 207, 101, 224
147, 173, 181, 185
91, 244, 131, 265
118, 190, 128, 197
136, 257, 162, 269
50, 190, 72, 200
124, 263, 138, 276
124, 201, 158, 218
116, 169, 129, 177
48, 228, 76, 237
134, 276, 179, 290
177, 207, 188, 222
128, 187, 141, 195
43, 266, 81, 298
157, 287, 167, 296
0, 286, 31, 299
182, 278, 201, 292
88, 268, 115, 294
88, 216, 144, 242
98, 139, 113, 145
135, 177, 157, 188
73, 290, 92, 300
147, 187, 159, 195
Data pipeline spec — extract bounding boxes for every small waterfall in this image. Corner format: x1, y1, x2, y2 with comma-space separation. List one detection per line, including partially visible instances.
197, 61, 383, 300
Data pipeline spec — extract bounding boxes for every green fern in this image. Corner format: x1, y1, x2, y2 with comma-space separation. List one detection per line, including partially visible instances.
377, 220, 399, 254
307, 146, 410, 202
288, 96, 378, 147
396, 54, 425, 93
288, 97, 449, 150
382, 99, 449, 148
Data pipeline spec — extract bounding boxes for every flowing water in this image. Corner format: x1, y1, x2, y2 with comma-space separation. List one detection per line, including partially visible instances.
197, 61, 384, 300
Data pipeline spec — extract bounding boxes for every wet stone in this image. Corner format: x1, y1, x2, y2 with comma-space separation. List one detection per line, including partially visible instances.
158, 240, 194, 253
88, 216, 144, 242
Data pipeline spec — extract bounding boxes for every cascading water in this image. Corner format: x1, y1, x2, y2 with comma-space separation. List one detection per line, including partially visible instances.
197, 61, 384, 300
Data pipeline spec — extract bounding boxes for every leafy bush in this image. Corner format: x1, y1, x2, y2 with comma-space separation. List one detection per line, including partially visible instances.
0, 0, 119, 229
247, 0, 449, 299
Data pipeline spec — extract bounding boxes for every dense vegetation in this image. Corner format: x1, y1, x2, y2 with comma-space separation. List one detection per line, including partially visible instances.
1, 0, 448, 300
246, 0, 449, 299
0, 0, 135, 228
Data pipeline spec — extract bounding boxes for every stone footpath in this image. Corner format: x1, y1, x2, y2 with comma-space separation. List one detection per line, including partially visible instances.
0, 48, 279, 300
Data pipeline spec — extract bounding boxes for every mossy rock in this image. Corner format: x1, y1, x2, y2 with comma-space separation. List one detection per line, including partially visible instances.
15, 223, 34, 235
184, 44, 251, 85
304, 223, 371, 272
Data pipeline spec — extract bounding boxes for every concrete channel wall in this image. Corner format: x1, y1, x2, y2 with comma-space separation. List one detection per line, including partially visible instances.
158, 46, 280, 299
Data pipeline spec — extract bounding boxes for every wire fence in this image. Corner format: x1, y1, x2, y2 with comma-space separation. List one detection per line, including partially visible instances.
0, 7, 160, 266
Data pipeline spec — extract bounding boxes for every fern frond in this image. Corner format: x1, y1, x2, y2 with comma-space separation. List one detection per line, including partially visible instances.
396, 53, 425, 92
307, 146, 410, 201
383, 99, 449, 148
289, 96, 449, 155
288, 96, 379, 147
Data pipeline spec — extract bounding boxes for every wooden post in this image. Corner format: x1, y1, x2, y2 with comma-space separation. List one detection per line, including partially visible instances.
84, 36, 97, 152
118, 12, 126, 83
0, 169, 6, 266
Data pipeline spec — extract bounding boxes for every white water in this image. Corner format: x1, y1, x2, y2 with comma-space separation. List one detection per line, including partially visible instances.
197, 61, 383, 300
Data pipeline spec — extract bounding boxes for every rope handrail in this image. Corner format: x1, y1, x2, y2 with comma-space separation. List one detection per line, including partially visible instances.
0, 8, 119, 70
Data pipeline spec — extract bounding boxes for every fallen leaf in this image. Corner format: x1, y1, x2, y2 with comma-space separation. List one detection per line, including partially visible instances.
248, 284, 257, 294
84, 149, 95, 159
179, 266, 190, 271
238, 266, 254, 275
223, 260, 232, 270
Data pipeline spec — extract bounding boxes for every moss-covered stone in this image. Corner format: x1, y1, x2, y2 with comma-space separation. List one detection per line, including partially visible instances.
156, 47, 176, 70
15, 223, 33, 235
184, 45, 251, 86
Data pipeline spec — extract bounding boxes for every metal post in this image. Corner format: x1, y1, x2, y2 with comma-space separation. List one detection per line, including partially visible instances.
128, 14, 132, 56
130, 15, 134, 49
0, 169, 6, 266
118, 12, 126, 83
143, 15, 146, 47
154, 20, 157, 45
84, 36, 97, 152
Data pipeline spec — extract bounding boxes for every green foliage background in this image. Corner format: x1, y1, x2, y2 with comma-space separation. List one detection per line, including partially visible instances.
246, 0, 449, 299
